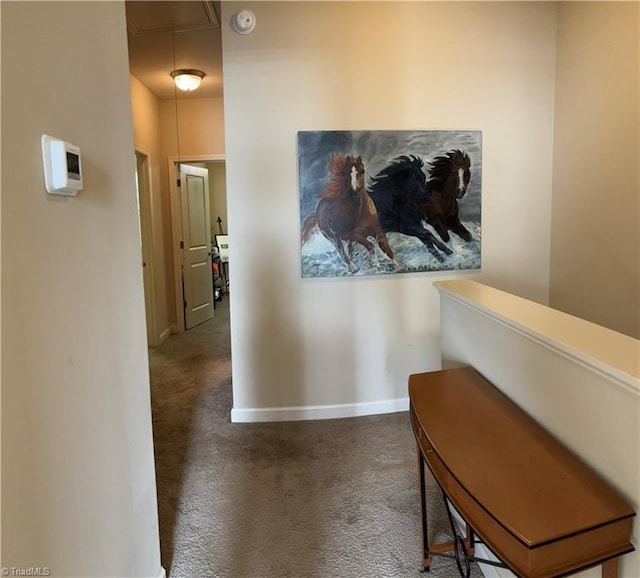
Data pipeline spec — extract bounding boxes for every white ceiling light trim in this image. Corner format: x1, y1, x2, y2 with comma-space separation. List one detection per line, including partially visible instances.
171, 69, 205, 91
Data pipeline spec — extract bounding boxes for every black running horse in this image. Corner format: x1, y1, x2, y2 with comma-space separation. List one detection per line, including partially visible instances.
368, 156, 453, 263
422, 149, 473, 243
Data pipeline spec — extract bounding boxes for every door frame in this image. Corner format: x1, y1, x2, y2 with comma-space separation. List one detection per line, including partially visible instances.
135, 146, 158, 347
168, 154, 225, 333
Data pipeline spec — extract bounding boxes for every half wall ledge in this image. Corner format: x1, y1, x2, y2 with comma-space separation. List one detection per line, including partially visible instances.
433, 279, 639, 578
434, 280, 639, 396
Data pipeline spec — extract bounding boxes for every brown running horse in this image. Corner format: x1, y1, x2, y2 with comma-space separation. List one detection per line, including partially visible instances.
301, 153, 399, 273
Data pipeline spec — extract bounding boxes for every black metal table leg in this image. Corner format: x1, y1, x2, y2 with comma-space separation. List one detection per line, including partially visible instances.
442, 490, 471, 577
418, 447, 431, 572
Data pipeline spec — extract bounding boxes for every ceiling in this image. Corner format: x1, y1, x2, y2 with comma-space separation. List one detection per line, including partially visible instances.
125, 1, 223, 100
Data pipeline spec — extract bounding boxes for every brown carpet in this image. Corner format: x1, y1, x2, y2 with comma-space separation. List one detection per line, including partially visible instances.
148, 297, 483, 578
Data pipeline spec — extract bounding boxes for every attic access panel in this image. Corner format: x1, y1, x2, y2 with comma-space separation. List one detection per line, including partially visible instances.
125, 1, 219, 36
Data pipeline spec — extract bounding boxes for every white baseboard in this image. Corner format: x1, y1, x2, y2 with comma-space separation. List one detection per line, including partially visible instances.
157, 567, 167, 578
230, 397, 409, 423
160, 325, 176, 342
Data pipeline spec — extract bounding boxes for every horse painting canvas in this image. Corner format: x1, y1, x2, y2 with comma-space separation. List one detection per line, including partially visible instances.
299, 130, 481, 278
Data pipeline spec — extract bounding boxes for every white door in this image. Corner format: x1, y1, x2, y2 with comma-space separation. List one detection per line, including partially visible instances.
179, 164, 214, 329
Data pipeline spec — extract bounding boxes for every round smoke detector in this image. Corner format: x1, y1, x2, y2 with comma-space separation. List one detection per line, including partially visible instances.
231, 10, 256, 35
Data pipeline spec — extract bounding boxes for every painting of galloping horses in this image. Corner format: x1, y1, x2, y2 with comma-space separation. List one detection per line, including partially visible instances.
299, 130, 481, 278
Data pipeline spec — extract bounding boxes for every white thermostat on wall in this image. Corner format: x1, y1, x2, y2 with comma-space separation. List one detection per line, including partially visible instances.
41, 134, 83, 196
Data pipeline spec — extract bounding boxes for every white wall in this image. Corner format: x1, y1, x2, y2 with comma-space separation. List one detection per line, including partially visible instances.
159, 96, 226, 159
130, 75, 176, 338
208, 162, 228, 239
221, 1, 557, 420
1, 3, 161, 577
550, 2, 639, 339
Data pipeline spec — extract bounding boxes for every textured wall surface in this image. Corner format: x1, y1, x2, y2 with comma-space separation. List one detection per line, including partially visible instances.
2, 3, 161, 576
550, 2, 639, 339
221, 1, 557, 418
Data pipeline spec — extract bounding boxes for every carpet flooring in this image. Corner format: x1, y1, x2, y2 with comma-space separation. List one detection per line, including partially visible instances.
148, 297, 483, 578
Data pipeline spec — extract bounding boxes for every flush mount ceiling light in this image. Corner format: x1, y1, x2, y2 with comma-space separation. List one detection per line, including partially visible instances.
170, 69, 205, 92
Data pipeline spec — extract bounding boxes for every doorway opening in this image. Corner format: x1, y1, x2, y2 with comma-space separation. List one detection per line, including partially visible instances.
169, 156, 227, 332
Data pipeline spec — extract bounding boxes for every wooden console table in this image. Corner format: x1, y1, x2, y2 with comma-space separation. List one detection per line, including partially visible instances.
409, 367, 636, 578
